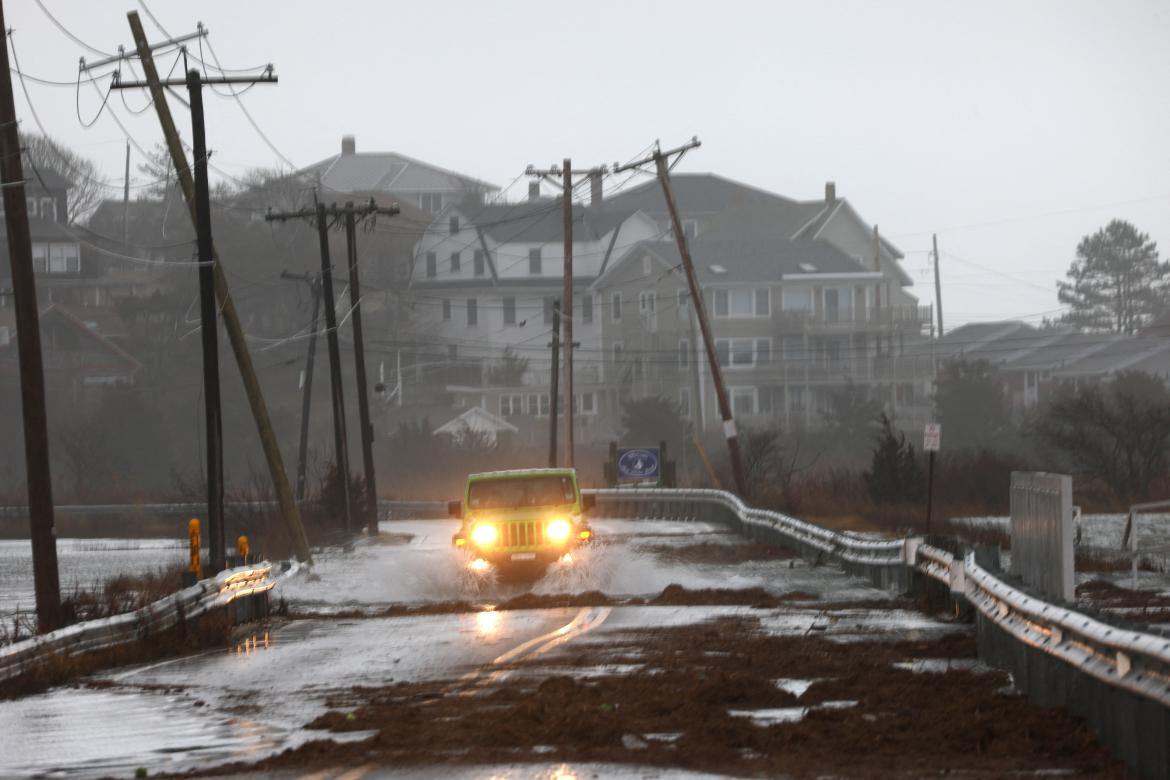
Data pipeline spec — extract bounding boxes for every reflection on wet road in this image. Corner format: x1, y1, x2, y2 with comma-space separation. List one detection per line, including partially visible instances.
0, 516, 944, 779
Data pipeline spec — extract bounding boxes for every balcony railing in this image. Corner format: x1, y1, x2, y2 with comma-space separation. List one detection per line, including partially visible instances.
777, 304, 933, 333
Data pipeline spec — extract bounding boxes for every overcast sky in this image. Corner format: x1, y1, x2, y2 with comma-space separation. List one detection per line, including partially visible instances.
6, 0, 1168, 328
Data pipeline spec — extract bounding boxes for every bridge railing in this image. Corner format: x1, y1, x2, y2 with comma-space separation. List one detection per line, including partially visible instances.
0, 563, 274, 684
590, 487, 1170, 778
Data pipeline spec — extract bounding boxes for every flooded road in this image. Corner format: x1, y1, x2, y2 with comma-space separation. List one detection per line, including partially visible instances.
0, 517, 937, 779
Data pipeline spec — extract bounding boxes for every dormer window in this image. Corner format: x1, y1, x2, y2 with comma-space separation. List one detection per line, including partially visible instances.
41, 197, 56, 222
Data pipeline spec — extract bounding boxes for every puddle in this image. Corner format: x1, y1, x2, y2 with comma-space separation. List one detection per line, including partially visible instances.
774, 678, 818, 698
729, 700, 858, 725
893, 658, 992, 674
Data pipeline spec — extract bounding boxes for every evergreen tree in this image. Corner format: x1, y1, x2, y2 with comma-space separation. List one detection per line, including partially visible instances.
865, 413, 924, 503
1058, 220, 1168, 334
933, 358, 1011, 452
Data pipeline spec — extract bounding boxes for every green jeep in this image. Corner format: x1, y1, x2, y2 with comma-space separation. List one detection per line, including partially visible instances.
449, 468, 595, 571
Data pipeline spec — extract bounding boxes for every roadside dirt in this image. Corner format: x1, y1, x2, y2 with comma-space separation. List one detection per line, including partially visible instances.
196, 612, 1124, 778
1077, 578, 1170, 624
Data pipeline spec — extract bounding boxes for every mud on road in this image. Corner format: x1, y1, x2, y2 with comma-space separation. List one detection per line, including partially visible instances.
208, 595, 1123, 779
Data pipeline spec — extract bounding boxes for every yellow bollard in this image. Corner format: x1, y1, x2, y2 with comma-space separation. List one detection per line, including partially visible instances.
188, 519, 202, 578
237, 535, 249, 561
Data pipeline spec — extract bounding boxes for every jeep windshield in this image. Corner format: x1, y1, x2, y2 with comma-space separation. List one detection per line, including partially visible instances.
468, 476, 576, 510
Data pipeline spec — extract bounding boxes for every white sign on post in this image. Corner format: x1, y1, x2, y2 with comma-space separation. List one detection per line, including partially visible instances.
923, 423, 941, 452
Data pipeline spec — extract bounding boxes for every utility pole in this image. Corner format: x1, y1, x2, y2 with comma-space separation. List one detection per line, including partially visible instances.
526, 160, 607, 469
932, 233, 944, 338
282, 271, 321, 503
344, 205, 379, 536
267, 200, 398, 535
100, 12, 312, 565
614, 138, 749, 498
122, 142, 130, 248
187, 69, 224, 572
547, 299, 561, 467
0, 0, 61, 631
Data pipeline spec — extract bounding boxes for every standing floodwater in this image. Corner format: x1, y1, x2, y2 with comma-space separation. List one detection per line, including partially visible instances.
0, 538, 187, 623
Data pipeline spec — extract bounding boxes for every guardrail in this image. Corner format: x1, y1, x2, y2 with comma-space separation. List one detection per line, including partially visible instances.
0, 562, 274, 685
591, 487, 1170, 778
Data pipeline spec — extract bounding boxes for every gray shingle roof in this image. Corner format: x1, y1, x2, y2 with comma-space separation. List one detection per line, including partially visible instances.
631, 238, 870, 283
300, 151, 497, 196
468, 200, 638, 244
605, 173, 799, 214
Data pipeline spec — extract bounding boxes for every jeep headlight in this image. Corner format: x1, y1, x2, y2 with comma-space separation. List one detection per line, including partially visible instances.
470, 523, 498, 547
546, 517, 572, 543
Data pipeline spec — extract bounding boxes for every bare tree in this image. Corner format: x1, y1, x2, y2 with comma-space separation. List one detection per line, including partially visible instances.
20, 132, 105, 223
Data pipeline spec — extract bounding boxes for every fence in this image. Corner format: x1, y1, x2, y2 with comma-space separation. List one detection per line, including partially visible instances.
589, 487, 1170, 779
0, 562, 274, 685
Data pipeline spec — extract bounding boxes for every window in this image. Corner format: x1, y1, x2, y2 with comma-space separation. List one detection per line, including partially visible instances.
713, 288, 769, 318
582, 294, 593, 324
824, 287, 853, 322
441, 299, 451, 321
26, 197, 36, 217
642, 255, 652, 275
678, 289, 689, 319
669, 219, 698, 240
449, 216, 460, 234
420, 193, 442, 213
678, 338, 690, 370
731, 387, 758, 416
534, 393, 551, 416
49, 243, 79, 274
529, 248, 542, 275
679, 387, 691, 417
543, 297, 555, 325
466, 298, 478, 327
503, 297, 516, 325
41, 198, 56, 222
755, 338, 771, 365
782, 287, 813, 311
788, 386, 806, 411
473, 250, 485, 276
639, 290, 656, 313
613, 342, 624, 364
610, 292, 622, 321
450, 252, 461, 273
716, 338, 762, 368
499, 394, 523, 417
425, 252, 437, 278
31, 243, 47, 273
447, 344, 458, 360
578, 391, 596, 415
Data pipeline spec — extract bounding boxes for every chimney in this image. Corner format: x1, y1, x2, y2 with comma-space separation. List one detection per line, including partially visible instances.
528, 181, 541, 201
825, 181, 836, 204
589, 171, 604, 206
341, 135, 356, 156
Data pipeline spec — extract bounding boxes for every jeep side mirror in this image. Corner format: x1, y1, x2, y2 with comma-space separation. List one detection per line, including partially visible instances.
447, 500, 463, 518
581, 494, 596, 512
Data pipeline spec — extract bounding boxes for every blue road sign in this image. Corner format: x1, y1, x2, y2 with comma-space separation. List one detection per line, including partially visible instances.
617, 447, 661, 481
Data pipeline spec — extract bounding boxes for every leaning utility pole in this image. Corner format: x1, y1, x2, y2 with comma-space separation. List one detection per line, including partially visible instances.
547, 299, 561, 467
282, 271, 322, 503
0, 0, 61, 631
614, 139, 749, 497
526, 160, 607, 469
267, 200, 398, 535
101, 12, 312, 564
932, 233, 944, 338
